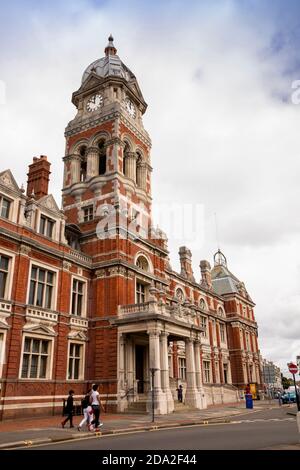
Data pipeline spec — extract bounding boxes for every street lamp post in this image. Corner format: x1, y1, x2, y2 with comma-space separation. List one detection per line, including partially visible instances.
149, 368, 159, 423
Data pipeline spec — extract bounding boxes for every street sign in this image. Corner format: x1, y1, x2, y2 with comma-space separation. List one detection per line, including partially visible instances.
288, 363, 298, 374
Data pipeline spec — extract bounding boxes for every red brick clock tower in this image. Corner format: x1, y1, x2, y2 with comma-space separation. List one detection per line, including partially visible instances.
62, 36, 169, 407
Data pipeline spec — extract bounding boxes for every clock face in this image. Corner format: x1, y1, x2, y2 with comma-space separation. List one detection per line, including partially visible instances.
86, 94, 103, 112
125, 98, 136, 118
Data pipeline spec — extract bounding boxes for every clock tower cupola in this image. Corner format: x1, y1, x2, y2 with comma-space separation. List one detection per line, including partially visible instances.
62, 35, 153, 240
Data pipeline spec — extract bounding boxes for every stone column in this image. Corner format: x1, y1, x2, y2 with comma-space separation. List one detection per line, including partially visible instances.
71, 155, 81, 184
185, 338, 203, 409
118, 334, 127, 411
86, 146, 99, 179
147, 328, 167, 414
126, 337, 134, 402
126, 152, 137, 182
160, 332, 174, 413
195, 341, 207, 409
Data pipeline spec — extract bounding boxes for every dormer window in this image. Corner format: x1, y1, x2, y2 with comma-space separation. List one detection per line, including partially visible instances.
83, 206, 93, 222
0, 196, 11, 219
39, 215, 55, 238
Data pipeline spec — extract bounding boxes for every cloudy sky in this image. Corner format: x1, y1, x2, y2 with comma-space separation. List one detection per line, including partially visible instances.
1, 0, 300, 376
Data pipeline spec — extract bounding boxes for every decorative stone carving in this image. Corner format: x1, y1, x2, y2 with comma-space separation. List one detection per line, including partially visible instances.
95, 269, 106, 278
19, 244, 31, 256
63, 260, 72, 271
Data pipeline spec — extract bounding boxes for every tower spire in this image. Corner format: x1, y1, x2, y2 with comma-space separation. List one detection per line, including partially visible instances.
105, 34, 117, 56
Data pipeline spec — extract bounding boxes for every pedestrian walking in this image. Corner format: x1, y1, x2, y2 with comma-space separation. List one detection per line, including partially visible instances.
78, 389, 92, 431
278, 391, 282, 406
61, 390, 75, 428
177, 384, 183, 403
90, 384, 105, 430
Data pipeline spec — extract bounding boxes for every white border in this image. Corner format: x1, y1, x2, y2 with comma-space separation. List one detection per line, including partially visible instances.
26, 259, 59, 311
19, 332, 54, 380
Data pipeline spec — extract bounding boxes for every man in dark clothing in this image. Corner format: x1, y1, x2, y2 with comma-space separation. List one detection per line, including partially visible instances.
177, 384, 183, 403
61, 390, 75, 428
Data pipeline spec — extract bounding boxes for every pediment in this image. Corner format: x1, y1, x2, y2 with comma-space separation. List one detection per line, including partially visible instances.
68, 330, 88, 341
38, 194, 61, 214
0, 169, 20, 192
23, 323, 56, 336
78, 73, 105, 93
128, 79, 146, 104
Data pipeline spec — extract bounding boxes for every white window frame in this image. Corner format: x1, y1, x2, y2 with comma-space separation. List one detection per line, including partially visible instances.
39, 214, 56, 239
0, 194, 12, 220
67, 340, 85, 381
136, 279, 148, 304
70, 276, 87, 317
27, 260, 59, 311
200, 315, 208, 338
19, 333, 54, 380
0, 248, 15, 300
203, 360, 211, 383
219, 322, 226, 344
178, 357, 186, 380
83, 205, 94, 222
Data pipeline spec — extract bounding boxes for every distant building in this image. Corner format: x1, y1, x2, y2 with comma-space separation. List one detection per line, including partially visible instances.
262, 359, 282, 391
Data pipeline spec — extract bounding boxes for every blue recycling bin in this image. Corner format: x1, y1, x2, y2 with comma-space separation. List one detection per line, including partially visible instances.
245, 393, 253, 409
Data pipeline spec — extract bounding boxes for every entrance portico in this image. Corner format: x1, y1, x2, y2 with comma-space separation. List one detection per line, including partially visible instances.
113, 299, 207, 414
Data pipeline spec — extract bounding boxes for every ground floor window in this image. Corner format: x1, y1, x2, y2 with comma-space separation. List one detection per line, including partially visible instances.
203, 360, 211, 383
21, 337, 50, 379
178, 357, 186, 380
68, 342, 84, 380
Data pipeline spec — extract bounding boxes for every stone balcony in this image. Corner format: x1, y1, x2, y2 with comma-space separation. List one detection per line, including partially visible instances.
0, 300, 12, 314
117, 299, 203, 328
25, 306, 58, 323
70, 316, 88, 328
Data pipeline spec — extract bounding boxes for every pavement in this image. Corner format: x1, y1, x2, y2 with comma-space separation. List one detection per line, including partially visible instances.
0, 400, 299, 450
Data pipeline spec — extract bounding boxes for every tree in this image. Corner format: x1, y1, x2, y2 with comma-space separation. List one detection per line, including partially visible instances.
282, 376, 291, 389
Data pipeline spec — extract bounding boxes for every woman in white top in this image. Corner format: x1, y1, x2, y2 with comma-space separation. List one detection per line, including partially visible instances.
90, 384, 105, 429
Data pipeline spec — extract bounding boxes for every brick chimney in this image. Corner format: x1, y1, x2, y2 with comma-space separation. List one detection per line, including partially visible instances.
179, 246, 195, 281
27, 156, 51, 199
200, 260, 212, 289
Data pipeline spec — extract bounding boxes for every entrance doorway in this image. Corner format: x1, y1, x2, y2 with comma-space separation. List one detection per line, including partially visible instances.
135, 345, 145, 393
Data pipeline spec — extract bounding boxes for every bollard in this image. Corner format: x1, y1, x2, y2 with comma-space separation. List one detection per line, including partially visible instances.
297, 412, 300, 440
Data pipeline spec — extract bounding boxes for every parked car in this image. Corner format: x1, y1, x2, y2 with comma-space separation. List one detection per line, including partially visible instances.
281, 392, 296, 404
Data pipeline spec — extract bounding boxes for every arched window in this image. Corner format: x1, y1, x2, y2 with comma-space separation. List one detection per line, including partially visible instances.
136, 255, 149, 272
79, 146, 87, 182
175, 288, 185, 302
218, 306, 225, 317
98, 140, 106, 175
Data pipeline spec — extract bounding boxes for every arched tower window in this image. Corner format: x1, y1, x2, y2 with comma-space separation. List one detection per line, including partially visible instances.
123, 142, 130, 177
80, 146, 87, 182
136, 255, 149, 272
98, 139, 106, 175
136, 151, 142, 187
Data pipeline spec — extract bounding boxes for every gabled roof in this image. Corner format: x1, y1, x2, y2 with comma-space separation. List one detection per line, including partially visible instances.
0, 169, 20, 193
38, 194, 61, 215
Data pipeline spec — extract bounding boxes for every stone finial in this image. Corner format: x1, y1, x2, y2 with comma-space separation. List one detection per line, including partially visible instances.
200, 260, 212, 289
105, 34, 117, 56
